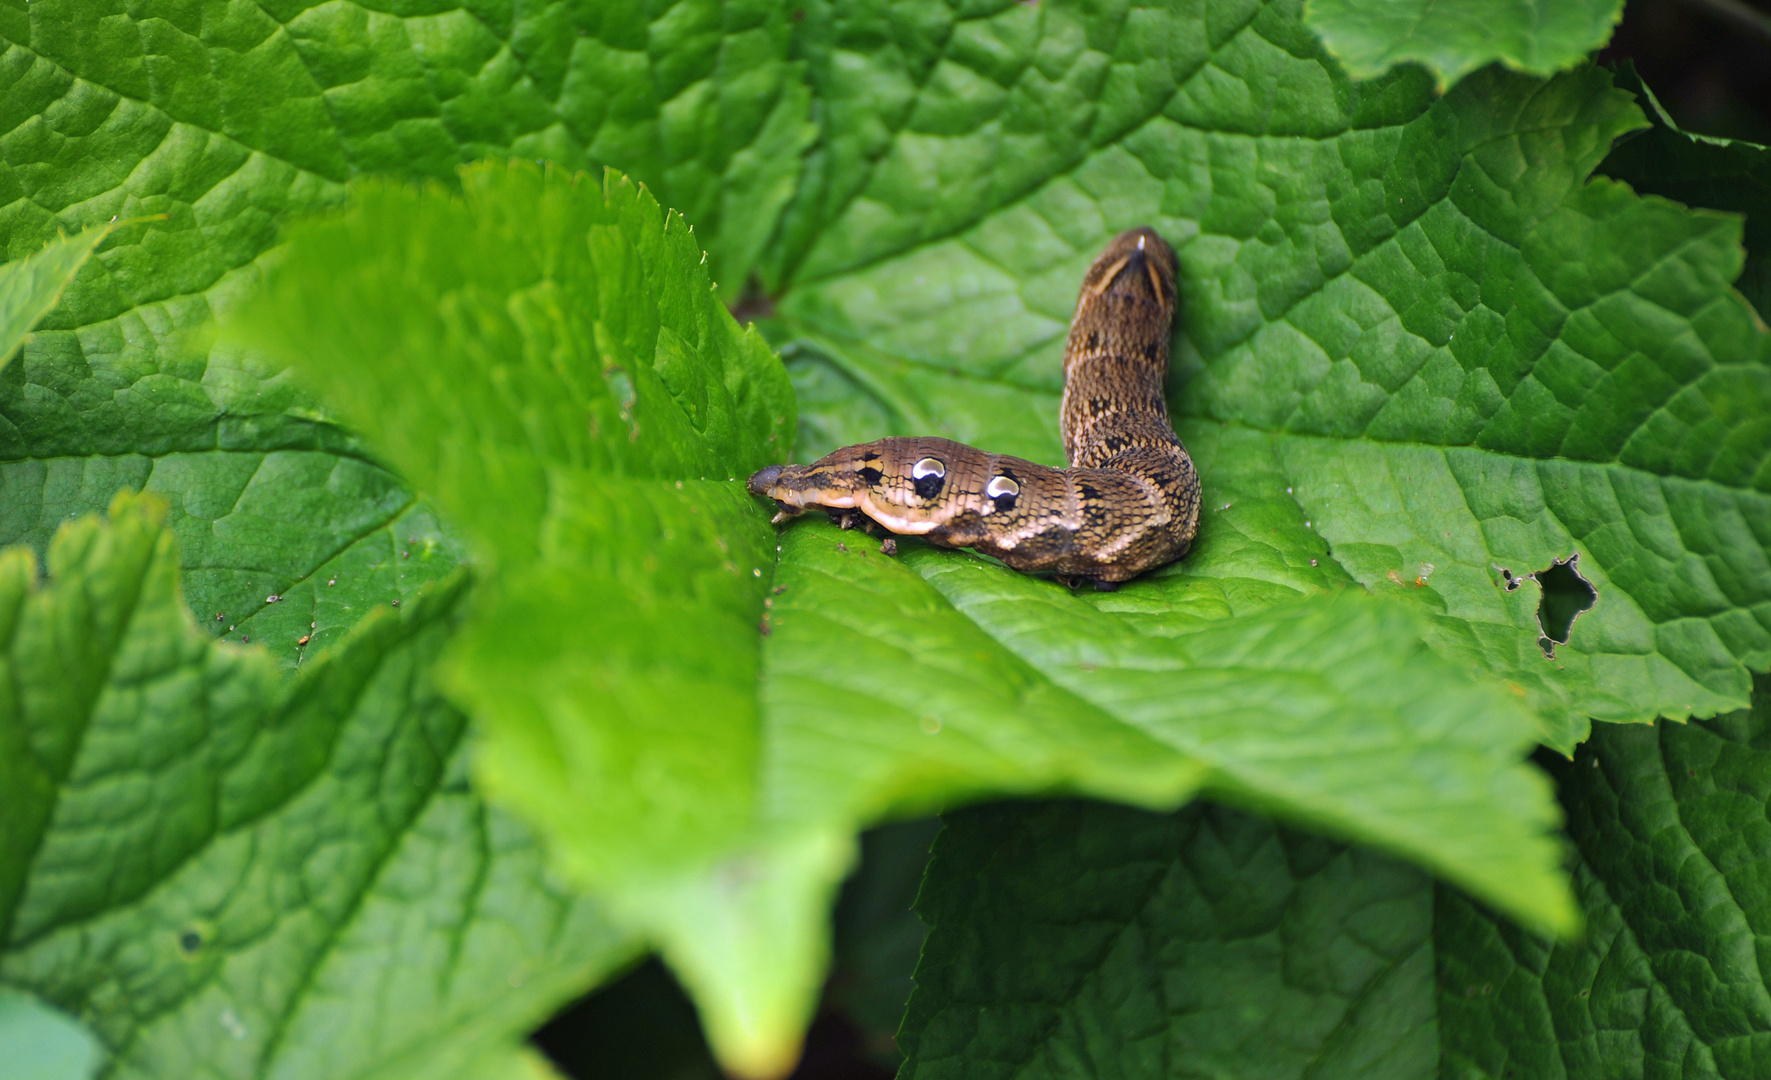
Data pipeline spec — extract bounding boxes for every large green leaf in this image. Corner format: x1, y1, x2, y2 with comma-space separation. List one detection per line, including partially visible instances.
0, 493, 638, 1079
232, 157, 1573, 1075
0, 0, 810, 668
901, 684, 1771, 1078
1437, 684, 1771, 1080
1302, 0, 1624, 88
770, 3, 1771, 754
900, 799, 1438, 1080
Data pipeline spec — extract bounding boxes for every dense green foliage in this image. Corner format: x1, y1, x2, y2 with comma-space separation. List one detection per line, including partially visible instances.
0, 494, 634, 1079
0, 1, 1767, 1077
906, 688, 1771, 1078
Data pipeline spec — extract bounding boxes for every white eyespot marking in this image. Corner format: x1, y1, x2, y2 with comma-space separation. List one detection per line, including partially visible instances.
986, 475, 1020, 499
912, 457, 945, 480
1137, 234, 1146, 251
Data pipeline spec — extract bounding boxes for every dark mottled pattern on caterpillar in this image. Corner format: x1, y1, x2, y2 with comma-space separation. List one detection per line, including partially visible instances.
748, 228, 1201, 588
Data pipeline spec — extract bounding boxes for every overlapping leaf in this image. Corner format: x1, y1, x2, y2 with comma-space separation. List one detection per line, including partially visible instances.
0, 0, 807, 667
902, 686, 1771, 1078
0, 493, 637, 1079
770, 0, 1771, 753
0, 225, 109, 370
233, 157, 1574, 1074
1599, 63, 1771, 319
1302, 0, 1624, 87
1438, 687, 1771, 1080
901, 799, 1438, 1080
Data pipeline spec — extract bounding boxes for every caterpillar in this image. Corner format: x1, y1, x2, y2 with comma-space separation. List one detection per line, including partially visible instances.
748, 228, 1200, 589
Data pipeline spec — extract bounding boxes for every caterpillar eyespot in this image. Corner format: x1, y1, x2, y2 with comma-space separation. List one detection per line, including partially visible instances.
748, 227, 1201, 586
985, 474, 1020, 514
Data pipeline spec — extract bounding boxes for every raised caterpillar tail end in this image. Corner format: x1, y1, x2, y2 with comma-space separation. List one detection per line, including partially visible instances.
745, 226, 1201, 584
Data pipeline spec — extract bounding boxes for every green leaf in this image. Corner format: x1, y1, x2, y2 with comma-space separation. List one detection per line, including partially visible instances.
772, 11, 1771, 752
0, 226, 110, 372
0, 493, 638, 1079
1598, 63, 1771, 320
0, 0, 812, 667
1301, 0, 1623, 88
1436, 682, 1771, 1079
899, 799, 1438, 1080
0, 988, 101, 1080
904, 687, 1771, 1077
887, 550, 1571, 930
233, 160, 815, 1076
233, 159, 1575, 1074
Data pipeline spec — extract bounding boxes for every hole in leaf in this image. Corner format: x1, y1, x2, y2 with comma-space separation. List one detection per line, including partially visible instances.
178, 929, 203, 955
1534, 554, 1596, 658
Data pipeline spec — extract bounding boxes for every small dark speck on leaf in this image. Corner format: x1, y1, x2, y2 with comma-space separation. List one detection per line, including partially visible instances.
265, 594, 281, 603
881, 538, 898, 556
836, 542, 848, 553
215, 613, 224, 621
297, 635, 310, 647
1688, 768, 1697, 777
758, 619, 772, 637
241, 636, 250, 643
401, 550, 409, 559
179, 930, 202, 954
391, 599, 400, 607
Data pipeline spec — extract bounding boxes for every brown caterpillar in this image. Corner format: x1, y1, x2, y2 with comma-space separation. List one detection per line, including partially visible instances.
748, 228, 1200, 589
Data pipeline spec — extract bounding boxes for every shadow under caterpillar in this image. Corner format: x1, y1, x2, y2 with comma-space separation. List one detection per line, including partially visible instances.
748, 228, 1200, 590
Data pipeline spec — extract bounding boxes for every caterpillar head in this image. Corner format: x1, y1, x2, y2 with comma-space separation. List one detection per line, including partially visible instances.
746, 437, 1006, 535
